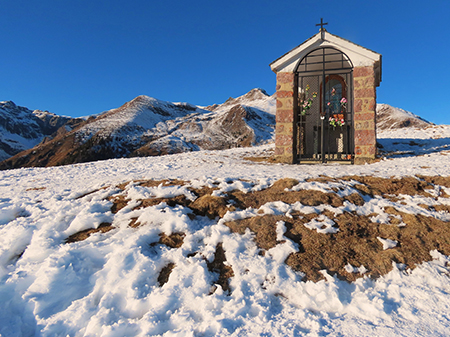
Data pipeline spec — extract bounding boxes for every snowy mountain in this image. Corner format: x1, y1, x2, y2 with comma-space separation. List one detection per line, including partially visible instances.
2, 125, 450, 335
0, 101, 83, 162
0, 89, 275, 169
0, 91, 431, 170
376, 103, 431, 130
205, 87, 276, 113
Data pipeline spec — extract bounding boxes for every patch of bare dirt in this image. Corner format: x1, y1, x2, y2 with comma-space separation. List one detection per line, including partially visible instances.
158, 262, 175, 287
346, 176, 434, 197
138, 179, 188, 188
159, 232, 185, 248
222, 175, 450, 282
109, 195, 129, 213
417, 175, 450, 197
344, 193, 365, 206
74, 186, 109, 200
243, 155, 277, 163
25, 187, 46, 191
226, 208, 450, 282
228, 177, 343, 209
189, 185, 220, 198
207, 243, 234, 293
226, 215, 282, 250
65, 222, 114, 243
418, 176, 450, 188
108, 179, 191, 214
136, 195, 191, 210
433, 204, 450, 212
107, 180, 220, 220
189, 195, 233, 219
128, 217, 140, 228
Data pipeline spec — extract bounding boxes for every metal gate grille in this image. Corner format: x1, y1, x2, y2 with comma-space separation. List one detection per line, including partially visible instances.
294, 47, 354, 163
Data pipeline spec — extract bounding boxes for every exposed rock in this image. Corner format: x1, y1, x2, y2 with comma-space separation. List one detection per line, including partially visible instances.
0, 101, 83, 162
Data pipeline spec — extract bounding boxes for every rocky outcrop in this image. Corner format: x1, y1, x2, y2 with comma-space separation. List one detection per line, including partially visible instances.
0, 101, 83, 162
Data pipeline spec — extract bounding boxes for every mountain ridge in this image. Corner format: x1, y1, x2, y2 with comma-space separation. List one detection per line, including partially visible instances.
376, 103, 431, 130
0, 101, 83, 162
0, 90, 431, 170
0, 89, 275, 169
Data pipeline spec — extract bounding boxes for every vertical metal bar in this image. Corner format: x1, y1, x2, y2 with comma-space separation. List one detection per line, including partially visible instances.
350, 71, 354, 163
293, 73, 299, 163
345, 73, 349, 160
321, 49, 326, 163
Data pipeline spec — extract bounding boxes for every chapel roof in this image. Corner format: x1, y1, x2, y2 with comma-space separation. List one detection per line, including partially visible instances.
270, 29, 382, 76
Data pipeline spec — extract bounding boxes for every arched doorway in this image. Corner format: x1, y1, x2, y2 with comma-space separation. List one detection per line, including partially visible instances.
294, 47, 354, 163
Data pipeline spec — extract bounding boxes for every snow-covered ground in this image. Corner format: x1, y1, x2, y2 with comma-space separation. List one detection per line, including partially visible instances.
2, 125, 450, 336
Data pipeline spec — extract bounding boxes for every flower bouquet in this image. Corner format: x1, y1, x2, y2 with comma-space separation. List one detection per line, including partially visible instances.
300, 85, 317, 116
340, 97, 347, 112
329, 115, 345, 128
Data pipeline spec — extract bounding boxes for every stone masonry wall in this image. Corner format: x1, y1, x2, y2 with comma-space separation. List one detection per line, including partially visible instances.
274, 72, 295, 163
353, 65, 377, 164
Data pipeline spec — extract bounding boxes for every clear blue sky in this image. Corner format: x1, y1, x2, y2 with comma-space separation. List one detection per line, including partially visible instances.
1, 0, 450, 124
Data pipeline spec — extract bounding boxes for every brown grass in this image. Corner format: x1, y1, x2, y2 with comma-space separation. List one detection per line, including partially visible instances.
158, 263, 175, 286
227, 178, 344, 210
65, 222, 114, 243
25, 187, 46, 191
345, 176, 434, 197
189, 195, 233, 219
159, 232, 185, 248
75, 175, 450, 283
243, 155, 278, 163
223, 175, 450, 281
207, 242, 234, 293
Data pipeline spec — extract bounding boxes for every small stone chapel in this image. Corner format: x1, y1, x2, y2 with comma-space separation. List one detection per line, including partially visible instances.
270, 21, 382, 164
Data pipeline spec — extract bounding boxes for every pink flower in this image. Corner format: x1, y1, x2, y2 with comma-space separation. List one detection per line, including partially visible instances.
340, 97, 347, 104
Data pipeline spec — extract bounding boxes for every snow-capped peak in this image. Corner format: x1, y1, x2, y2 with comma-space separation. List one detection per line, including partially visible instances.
78, 95, 197, 139
376, 103, 431, 130
207, 88, 276, 115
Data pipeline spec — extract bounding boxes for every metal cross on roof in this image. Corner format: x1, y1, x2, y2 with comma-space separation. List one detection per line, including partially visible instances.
316, 18, 328, 40
316, 18, 328, 31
